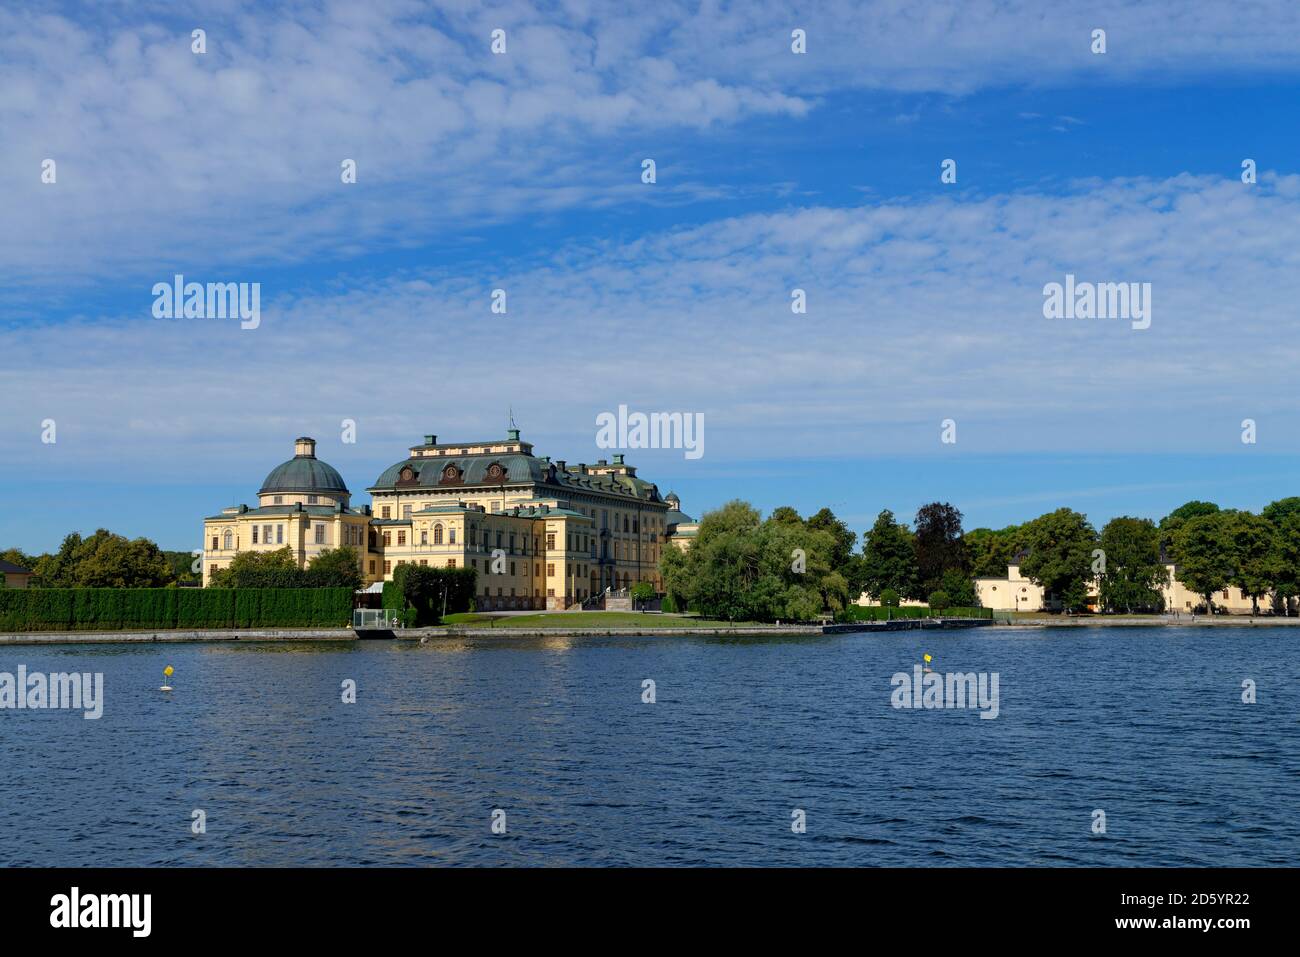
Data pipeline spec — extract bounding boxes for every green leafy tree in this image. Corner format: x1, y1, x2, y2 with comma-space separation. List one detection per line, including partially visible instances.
927, 589, 951, 611
1017, 509, 1097, 613
965, 526, 1022, 578
1160, 500, 1220, 556
879, 588, 900, 607
1271, 511, 1300, 615
207, 546, 299, 588
654, 501, 849, 622
1173, 512, 1234, 613
630, 581, 656, 606
35, 530, 174, 588
860, 510, 920, 601
768, 506, 803, 526
1225, 511, 1276, 614
913, 502, 966, 593
806, 507, 857, 570
938, 568, 978, 607
306, 546, 363, 590
161, 550, 202, 584
1097, 516, 1166, 613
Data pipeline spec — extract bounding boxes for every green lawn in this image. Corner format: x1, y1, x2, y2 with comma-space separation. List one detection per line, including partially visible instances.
439, 611, 775, 629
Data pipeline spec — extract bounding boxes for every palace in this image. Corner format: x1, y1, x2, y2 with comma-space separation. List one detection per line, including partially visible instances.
202, 430, 698, 609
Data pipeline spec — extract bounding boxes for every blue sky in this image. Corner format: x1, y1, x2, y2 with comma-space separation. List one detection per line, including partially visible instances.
3, 1, 1300, 552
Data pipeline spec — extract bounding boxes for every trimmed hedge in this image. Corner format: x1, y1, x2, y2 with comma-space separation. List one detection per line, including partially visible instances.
836, 604, 992, 622
0, 588, 353, 632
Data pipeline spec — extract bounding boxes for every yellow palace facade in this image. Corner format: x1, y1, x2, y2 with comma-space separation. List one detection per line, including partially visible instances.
203, 430, 697, 609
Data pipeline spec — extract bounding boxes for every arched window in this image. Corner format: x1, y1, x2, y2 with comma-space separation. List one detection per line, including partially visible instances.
434, 524, 444, 545
223, 530, 233, 550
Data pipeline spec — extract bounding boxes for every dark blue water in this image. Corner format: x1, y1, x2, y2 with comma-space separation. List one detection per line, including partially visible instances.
0, 627, 1294, 866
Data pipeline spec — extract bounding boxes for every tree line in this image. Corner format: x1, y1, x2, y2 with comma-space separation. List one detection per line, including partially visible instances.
2, 530, 362, 591
657, 496, 1300, 621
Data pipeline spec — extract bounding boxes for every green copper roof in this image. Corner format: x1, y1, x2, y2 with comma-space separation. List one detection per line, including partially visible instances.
259, 454, 350, 496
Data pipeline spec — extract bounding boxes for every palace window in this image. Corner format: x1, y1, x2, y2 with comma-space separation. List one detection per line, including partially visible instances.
264, 525, 272, 544
382, 506, 391, 519
434, 524, 443, 545
315, 525, 326, 545
547, 563, 556, 576
421, 530, 428, 546
277, 525, 284, 544
252, 526, 259, 544
223, 530, 233, 550
510, 562, 516, 576
449, 528, 456, 544
369, 560, 376, 574
211, 536, 218, 550
548, 588, 555, 597
384, 561, 392, 574
383, 532, 391, 546
403, 505, 412, 519
274, 496, 283, 505
397, 531, 406, 546
448, 559, 456, 568
308, 495, 318, 505
546, 533, 555, 550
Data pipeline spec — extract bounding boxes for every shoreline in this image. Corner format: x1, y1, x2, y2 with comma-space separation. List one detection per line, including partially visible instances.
0, 614, 1296, 643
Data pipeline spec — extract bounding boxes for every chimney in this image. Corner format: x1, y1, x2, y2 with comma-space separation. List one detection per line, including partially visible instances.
424, 434, 437, 446
613, 454, 625, 465
294, 437, 316, 457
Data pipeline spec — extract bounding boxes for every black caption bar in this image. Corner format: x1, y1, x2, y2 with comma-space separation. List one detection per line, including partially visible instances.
0, 867, 1282, 944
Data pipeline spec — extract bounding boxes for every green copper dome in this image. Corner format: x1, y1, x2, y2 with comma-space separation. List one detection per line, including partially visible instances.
259, 438, 350, 496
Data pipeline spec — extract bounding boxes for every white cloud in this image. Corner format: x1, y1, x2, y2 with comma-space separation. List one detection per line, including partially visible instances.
4, 0, 1300, 279
4, 171, 1300, 486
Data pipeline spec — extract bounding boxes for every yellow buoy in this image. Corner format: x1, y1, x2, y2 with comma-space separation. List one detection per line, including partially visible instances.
160, 664, 174, 692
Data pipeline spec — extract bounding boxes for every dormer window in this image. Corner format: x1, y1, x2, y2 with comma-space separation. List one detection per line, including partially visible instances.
487, 462, 506, 482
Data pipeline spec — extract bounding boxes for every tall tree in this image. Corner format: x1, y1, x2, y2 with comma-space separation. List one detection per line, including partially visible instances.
1172, 512, 1234, 613
965, 526, 1022, 578
1225, 511, 1276, 614
913, 502, 966, 592
1271, 511, 1300, 615
307, 546, 363, 591
1097, 516, 1166, 613
860, 510, 920, 601
1017, 509, 1097, 613
34, 529, 174, 588
1160, 500, 1220, 555
806, 507, 857, 570
768, 506, 803, 526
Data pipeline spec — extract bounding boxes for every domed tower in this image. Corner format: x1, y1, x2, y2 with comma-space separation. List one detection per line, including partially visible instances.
257, 437, 351, 507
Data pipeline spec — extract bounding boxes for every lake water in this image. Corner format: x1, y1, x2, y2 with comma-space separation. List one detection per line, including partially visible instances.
1, 626, 1294, 866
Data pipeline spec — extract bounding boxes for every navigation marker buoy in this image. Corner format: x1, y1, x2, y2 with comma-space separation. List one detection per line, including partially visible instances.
160, 664, 174, 692
922, 653, 934, 674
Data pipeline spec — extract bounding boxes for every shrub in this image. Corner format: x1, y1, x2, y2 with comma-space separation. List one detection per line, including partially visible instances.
879, 588, 900, 607
927, 590, 951, 611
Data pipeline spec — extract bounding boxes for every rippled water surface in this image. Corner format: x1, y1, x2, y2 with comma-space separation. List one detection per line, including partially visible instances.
1, 626, 1295, 866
